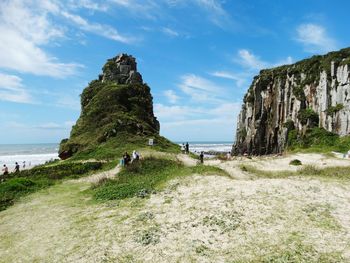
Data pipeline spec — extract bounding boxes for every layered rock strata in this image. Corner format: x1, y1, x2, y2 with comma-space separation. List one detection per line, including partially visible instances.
233, 48, 350, 155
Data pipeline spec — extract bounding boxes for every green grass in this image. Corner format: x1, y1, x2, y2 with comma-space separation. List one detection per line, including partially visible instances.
0, 161, 104, 211
69, 133, 180, 161
254, 233, 343, 262
240, 164, 350, 180
93, 157, 228, 201
286, 127, 350, 154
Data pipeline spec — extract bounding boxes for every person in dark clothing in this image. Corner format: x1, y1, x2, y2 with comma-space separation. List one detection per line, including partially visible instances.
185, 142, 189, 154
14, 162, 20, 173
200, 151, 204, 164
2, 164, 8, 176
123, 152, 131, 166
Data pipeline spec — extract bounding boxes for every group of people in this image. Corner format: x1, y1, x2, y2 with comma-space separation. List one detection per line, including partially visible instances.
121, 150, 141, 166
2, 161, 27, 176
180, 142, 205, 164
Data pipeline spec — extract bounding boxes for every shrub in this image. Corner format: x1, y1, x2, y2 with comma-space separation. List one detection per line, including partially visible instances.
298, 108, 319, 126
289, 159, 302, 166
325, 103, 344, 115
283, 119, 295, 130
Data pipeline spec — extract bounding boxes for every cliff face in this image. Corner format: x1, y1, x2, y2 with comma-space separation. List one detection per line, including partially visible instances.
59, 54, 160, 159
233, 48, 350, 155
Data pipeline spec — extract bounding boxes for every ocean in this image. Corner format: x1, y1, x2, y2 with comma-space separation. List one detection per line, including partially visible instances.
177, 141, 233, 154
0, 142, 233, 170
0, 143, 59, 170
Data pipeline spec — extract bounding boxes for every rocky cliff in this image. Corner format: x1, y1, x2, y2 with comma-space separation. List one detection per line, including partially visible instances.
233, 47, 350, 155
59, 54, 164, 159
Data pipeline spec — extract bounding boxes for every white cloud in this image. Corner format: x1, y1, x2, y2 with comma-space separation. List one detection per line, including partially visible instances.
164, 90, 180, 104
6, 120, 75, 130
178, 74, 226, 103
210, 71, 248, 87
155, 102, 240, 141
273, 56, 293, 67
167, 0, 231, 27
236, 49, 268, 71
0, 73, 33, 103
234, 49, 293, 71
55, 94, 81, 110
0, 0, 134, 77
162, 27, 180, 37
60, 11, 134, 43
0, 0, 81, 77
296, 23, 337, 53
34, 122, 65, 130
67, 0, 109, 12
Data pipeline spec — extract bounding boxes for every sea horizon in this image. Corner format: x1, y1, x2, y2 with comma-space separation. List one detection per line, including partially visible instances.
0, 141, 234, 169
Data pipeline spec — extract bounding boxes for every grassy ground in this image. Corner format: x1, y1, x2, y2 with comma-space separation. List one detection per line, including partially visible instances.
68, 133, 180, 161
0, 162, 104, 211
240, 163, 350, 180
1, 153, 350, 262
92, 157, 228, 201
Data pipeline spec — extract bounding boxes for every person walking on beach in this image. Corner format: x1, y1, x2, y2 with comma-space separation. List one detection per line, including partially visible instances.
200, 151, 204, 164
14, 162, 20, 173
185, 142, 189, 154
2, 165, 9, 176
181, 143, 185, 153
23, 161, 26, 169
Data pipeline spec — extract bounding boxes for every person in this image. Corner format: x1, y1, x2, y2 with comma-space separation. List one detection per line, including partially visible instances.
14, 162, 20, 173
226, 152, 231, 160
200, 151, 204, 164
132, 150, 140, 163
123, 152, 131, 166
185, 142, 189, 154
23, 161, 26, 169
181, 143, 185, 153
2, 164, 9, 176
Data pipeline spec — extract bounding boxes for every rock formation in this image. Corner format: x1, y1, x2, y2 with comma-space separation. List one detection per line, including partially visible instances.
233, 47, 350, 155
59, 54, 160, 159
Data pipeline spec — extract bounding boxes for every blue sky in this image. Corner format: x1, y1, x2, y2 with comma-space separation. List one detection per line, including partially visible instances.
0, 0, 349, 144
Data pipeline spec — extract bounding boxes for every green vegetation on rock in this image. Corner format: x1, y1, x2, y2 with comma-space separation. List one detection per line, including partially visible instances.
297, 108, 319, 126
326, 103, 344, 115
59, 54, 178, 160
286, 127, 350, 153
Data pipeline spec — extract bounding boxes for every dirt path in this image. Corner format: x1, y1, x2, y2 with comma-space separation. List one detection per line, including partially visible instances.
78, 165, 120, 184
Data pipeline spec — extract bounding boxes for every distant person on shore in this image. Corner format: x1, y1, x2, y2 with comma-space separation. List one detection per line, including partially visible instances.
200, 151, 204, 164
185, 142, 189, 154
2, 165, 9, 176
226, 152, 231, 160
23, 161, 26, 169
181, 143, 185, 153
14, 162, 20, 173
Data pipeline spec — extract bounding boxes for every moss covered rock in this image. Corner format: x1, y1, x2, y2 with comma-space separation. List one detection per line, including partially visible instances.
59, 54, 170, 159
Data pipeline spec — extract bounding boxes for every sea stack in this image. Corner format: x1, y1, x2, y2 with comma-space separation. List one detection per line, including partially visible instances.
59, 54, 160, 159
233, 47, 350, 155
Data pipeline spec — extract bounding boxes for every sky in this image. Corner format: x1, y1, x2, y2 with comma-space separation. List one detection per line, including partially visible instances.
0, 0, 349, 144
